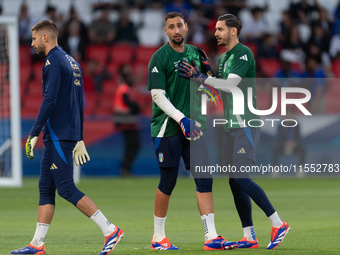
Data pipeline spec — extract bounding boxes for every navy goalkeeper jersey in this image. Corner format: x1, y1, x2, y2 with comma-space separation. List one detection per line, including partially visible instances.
30, 46, 84, 142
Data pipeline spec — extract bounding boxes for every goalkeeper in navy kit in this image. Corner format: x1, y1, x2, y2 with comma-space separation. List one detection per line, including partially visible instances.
11, 20, 123, 255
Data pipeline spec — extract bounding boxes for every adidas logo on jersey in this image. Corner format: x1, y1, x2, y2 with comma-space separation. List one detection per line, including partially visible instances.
50, 163, 58, 170
45, 60, 51, 67
237, 148, 246, 154
151, 66, 159, 73
240, 55, 248, 61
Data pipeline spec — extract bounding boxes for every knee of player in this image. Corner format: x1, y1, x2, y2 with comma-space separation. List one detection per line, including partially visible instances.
158, 179, 177, 196
195, 178, 213, 193
57, 183, 84, 205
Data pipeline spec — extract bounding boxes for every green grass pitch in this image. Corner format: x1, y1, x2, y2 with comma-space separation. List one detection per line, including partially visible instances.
1, 177, 339, 254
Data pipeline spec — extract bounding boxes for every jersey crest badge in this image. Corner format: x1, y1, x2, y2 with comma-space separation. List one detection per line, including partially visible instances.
223, 61, 228, 73
159, 153, 164, 162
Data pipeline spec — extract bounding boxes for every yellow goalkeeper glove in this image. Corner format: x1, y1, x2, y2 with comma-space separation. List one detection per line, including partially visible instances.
25, 135, 38, 160
73, 141, 90, 166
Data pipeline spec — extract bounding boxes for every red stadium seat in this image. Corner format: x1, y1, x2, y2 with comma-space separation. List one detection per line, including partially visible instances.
243, 42, 258, 56
135, 46, 158, 64
111, 44, 134, 65
21, 95, 43, 118
331, 60, 340, 78
258, 58, 281, 77
85, 44, 111, 63
102, 80, 117, 95
20, 45, 31, 65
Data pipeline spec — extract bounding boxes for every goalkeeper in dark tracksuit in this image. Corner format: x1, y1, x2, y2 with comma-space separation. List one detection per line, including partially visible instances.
11, 20, 123, 255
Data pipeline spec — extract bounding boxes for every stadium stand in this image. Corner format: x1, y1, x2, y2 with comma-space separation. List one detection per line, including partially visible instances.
7, 0, 339, 117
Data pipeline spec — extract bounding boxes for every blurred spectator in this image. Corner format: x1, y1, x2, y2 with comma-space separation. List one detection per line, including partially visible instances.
18, 3, 34, 44
60, 21, 88, 62
241, 7, 267, 44
113, 63, 140, 176
258, 33, 278, 58
329, 26, 340, 59
312, 7, 332, 38
165, 0, 191, 20
206, 4, 226, 52
223, 0, 247, 16
191, 0, 216, 19
114, 8, 138, 44
90, 0, 119, 11
187, 9, 209, 45
279, 11, 293, 44
300, 57, 327, 113
275, 60, 301, 79
88, 8, 116, 44
305, 42, 331, 74
308, 23, 330, 55
83, 59, 111, 93
289, 0, 321, 25
274, 60, 301, 88
60, 7, 88, 43
43, 5, 64, 30
273, 107, 305, 167
280, 24, 306, 65
333, 1, 340, 35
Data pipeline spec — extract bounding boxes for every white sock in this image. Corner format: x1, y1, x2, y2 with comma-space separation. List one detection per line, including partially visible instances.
153, 215, 166, 242
243, 226, 256, 241
201, 214, 218, 241
30, 223, 49, 247
269, 211, 283, 228
90, 210, 116, 236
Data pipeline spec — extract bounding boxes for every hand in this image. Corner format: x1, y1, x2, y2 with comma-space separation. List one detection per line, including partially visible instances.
178, 59, 208, 84
73, 141, 90, 166
179, 117, 203, 141
198, 84, 218, 102
25, 135, 38, 160
197, 47, 215, 77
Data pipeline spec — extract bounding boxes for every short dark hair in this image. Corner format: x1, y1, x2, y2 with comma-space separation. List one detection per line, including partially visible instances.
164, 12, 185, 26
218, 14, 242, 37
32, 20, 58, 39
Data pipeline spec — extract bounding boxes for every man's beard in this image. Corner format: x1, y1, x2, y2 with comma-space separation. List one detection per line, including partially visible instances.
171, 36, 184, 45
217, 33, 231, 46
35, 46, 45, 55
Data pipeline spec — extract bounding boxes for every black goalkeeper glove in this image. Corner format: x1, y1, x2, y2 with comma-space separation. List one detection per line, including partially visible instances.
198, 47, 215, 77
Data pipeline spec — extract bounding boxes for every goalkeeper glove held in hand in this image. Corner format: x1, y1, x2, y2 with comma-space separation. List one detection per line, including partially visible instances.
179, 117, 203, 141
197, 47, 215, 77
178, 59, 208, 84
25, 135, 38, 160
73, 141, 90, 166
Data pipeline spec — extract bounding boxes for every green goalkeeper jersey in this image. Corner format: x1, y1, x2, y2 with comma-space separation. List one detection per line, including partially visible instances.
148, 43, 207, 138
217, 42, 260, 132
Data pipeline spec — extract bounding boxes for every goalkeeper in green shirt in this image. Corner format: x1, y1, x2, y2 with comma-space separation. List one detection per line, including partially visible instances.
179, 13, 290, 250
148, 12, 237, 251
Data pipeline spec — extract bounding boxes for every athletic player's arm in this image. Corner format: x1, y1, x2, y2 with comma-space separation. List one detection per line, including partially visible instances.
30, 58, 62, 137
204, 74, 242, 93
151, 89, 202, 140
80, 76, 84, 141
151, 89, 185, 122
